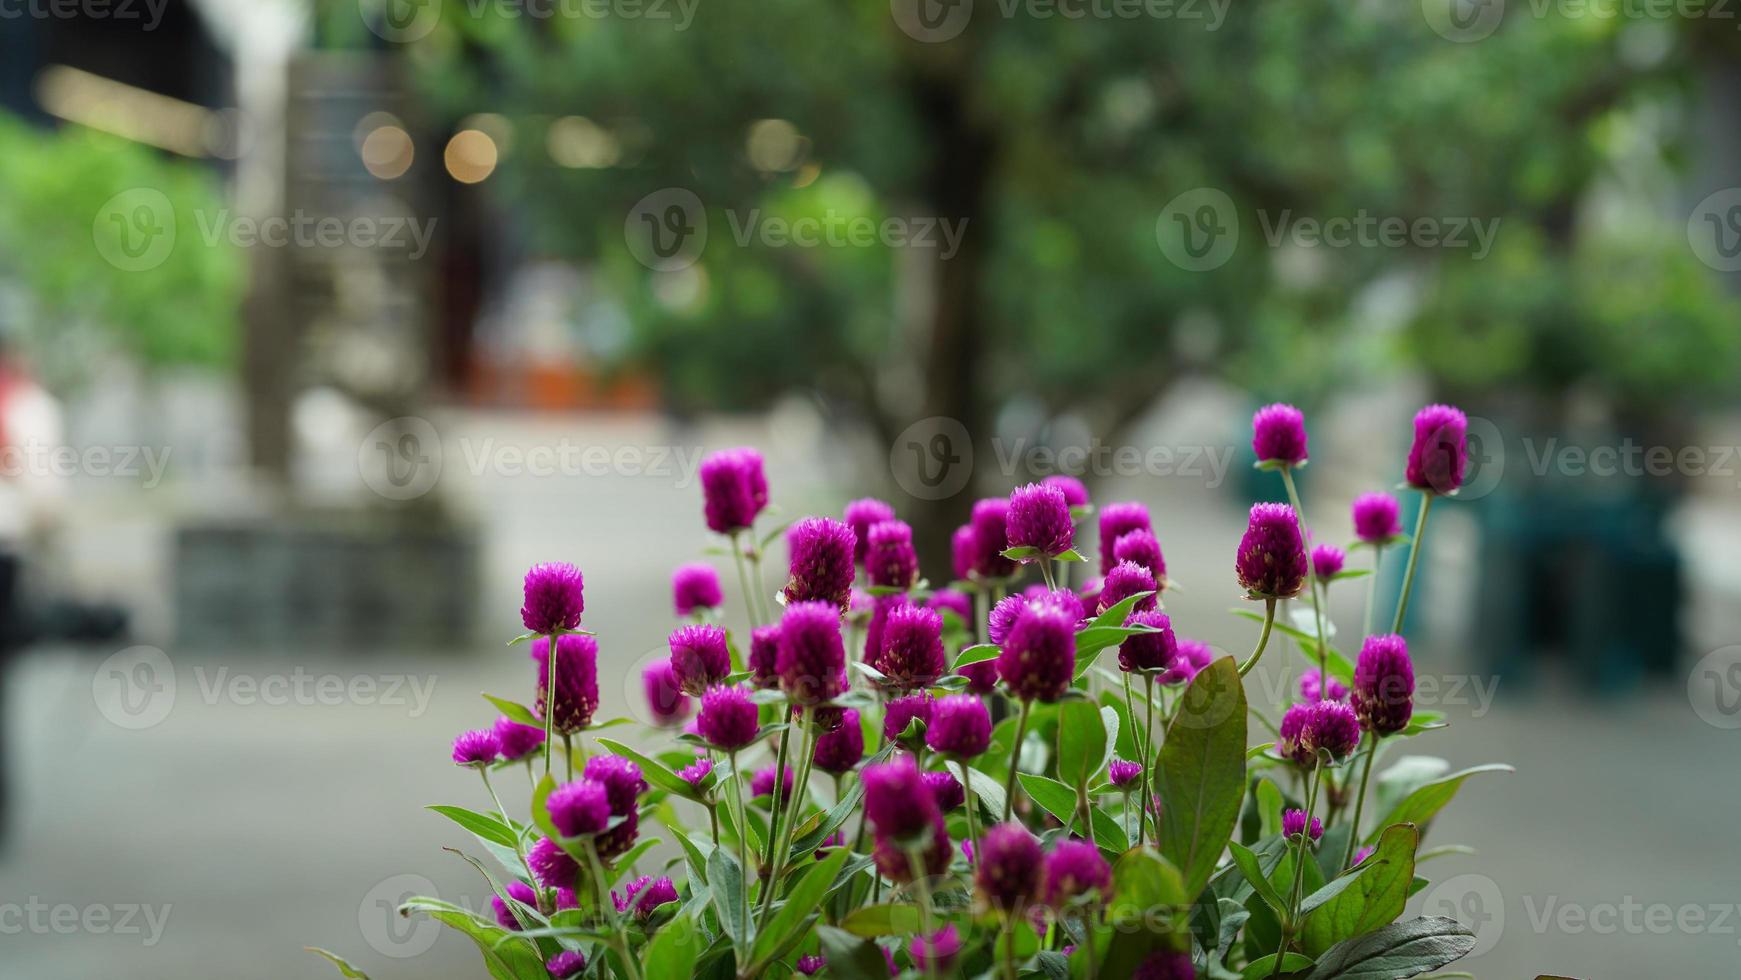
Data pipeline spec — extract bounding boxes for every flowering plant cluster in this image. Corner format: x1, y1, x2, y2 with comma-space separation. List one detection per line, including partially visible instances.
313, 407, 1507, 979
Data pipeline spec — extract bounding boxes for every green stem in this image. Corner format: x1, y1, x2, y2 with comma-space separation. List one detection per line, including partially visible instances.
1138, 675, 1156, 848
1001, 917, 1018, 980
1237, 598, 1279, 676
1280, 466, 1329, 683
760, 707, 816, 926
479, 769, 535, 892
1343, 735, 1378, 870
759, 724, 792, 895
1272, 765, 1321, 979
955, 758, 981, 857
1362, 546, 1384, 639
908, 847, 939, 980
584, 839, 644, 980
726, 750, 752, 942
1001, 699, 1034, 821
543, 632, 559, 776
1391, 493, 1434, 635
562, 732, 574, 781
974, 585, 990, 647
1038, 558, 1058, 592
730, 531, 761, 629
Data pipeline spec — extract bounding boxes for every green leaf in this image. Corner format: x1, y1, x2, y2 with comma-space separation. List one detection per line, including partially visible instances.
1254, 779, 1285, 840
1056, 700, 1108, 788
1018, 773, 1080, 826
953, 643, 1000, 668
1002, 545, 1043, 560
305, 947, 371, 979
642, 908, 702, 976
962, 764, 1008, 821
1101, 849, 1190, 977
1090, 590, 1156, 629
1228, 841, 1287, 916
530, 774, 559, 843
427, 805, 520, 850
789, 778, 865, 859
483, 694, 541, 727
1365, 765, 1513, 845
1072, 625, 1158, 678
819, 924, 893, 980
708, 846, 749, 951
1243, 953, 1314, 978
1303, 916, 1475, 979
595, 738, 700, 802
420, 908, 546, 980
1302, 824, 1419, 956
1228, 608, 1354, 683
1157, 655, 1248, 899
1298, 860, 1375, 917
838, 902, 922, 937
751, 846, 850, 967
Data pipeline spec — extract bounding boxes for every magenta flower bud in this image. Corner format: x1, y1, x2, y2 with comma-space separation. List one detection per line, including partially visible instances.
1112, 528, 1166, 580
494, 717, 546, 763
1312, 544, 1345, 582
1352, 491, 1403, 544
988, 593, 1025, 646
547, 778, 611, 836
613, 875, 678, 918
1108, 758, 1142, 788
1283, 808, 1323, 843
873, 813, 952, 883
784, 517, 858, 610
1097, 502, 1152, 574
1352, 845, 1375, 866
1132, 951, 1196, 980
1077, 576, 1103, 614
1299, 668, 1349, 703
1117, 609, 1177, 673
748, 624, 781, 691
813, 708, 864, 774
1029, 586, 1086, 623
1278, 699, 1361, 768
584, 755, 645, 821
959, 659, 998, 695
975, 822, 1043, 912
751, 764, 795, 805
1042, 839, 1112, 906
531, 633, 600, 734
777, 600, 848, 707
926, 694, 992, 757
668, 623, 731, 696
970, 498, 1018, 580
924, 770, 965, 811
795, 954, 826, 976
1252, 402, 1308, 465
451, 729, 499, 767
699, 447, 767, 534
844, 497, 898, 564
883, 692, 934, 744
546, 951, 587, 979
1353, 633, 1416, 735
863, 755, 939, 841
1099, 560, 1159, 615
491, 880, 537, 930
1406, 404, 1469, 494
671, 562, 723, 616
863, 593, 906, 667
875, 604, 946, 689
865, 520, 919, 591
697, 686, 759, 751
927, 588, 973, 626
910, 925, 962, 974
642, 659, 692, 726
815, 830, 847, 858
1007, 482, 1075, 558
521, 562, 585, 635
997, 604, 1075, 702
1163, 637, 1214, 686
1043, 474, 1090, 509
528, 836, 579, 889
677, 757, 713, 787
1236, 502, 1308, 600
950, 525, 978, 582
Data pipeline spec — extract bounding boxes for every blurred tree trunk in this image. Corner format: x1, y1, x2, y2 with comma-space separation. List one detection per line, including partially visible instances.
241, 242, 293, 485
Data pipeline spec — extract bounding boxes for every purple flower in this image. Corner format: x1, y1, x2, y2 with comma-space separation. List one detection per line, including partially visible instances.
784, 517, 857, 610
699, 447, 767, 534
976, 822, 1043, 912
1353, 634, 1415, 735
863, 594, 906, 668
1278, 699, 1361, 768
926, 694, 992, 757
883, 692, 934, 744
1352, 845, 1375, 865
668, 623, 731, 696
862, 755, 938, 841
1077, 576, 1102, 614
751, 764, 795, 804
845, 497, 898, 564
1236, 502, 1307, 600
1312, 544, 1345, 582
816, 830, 847, 858
671, 562, 723, 616
927, 588, 973, 626
1406, 404, 1469, 494
959, 659, 998, 695
698, 686, 759, 751
872, 812, 952, 883
924, 770, 965, 811
1132, 951, 1196, 980
1007, 482, 1075, 558
997, 604, 1076, 703
1299, 668, 1349, 702
970, 498, 1017, 580
875, 604, 945, 689
1283, 808, 1324, 843
795, 954, 827, 976
546, 779, 611, 836
1352, 492, 1403, 544
950, 525, 978, 582
677, 757, 714, 788
613, 875, 678, 918
813, 708, 864, 774
531, 634, 600, 734
777, 600, 848, 707
1099, 560, 1159, 615
748, 624, 781, 690
988, 594, 1025, 646
1042, 839, 1112, 906
491, 880, 538, 930
546, 950, 586, 979
642, 659, 692, 726
1252, 402, 1309, 465
584, 755, 646, 857
866, 519, 919, 590
1118, 609, 1177, 673
1043, 475, 1091, 509
528, 836, 579, 889
1112, 528, 1166, 580
521, 562, 585, 635
1028, 586, 1086, 623
452, 729, 499, 767
910, 924, 962, 974
1163, 637, 1215, 686
1108, 758, 1142, 788
1097, 502, 1152, 574
494, 717, 546, 763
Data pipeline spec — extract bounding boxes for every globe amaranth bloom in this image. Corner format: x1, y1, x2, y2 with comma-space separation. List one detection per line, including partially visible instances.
924, 770, 965, 811
1252, 402, 1309, 466
642, 658, 691, 726
1283, 808, 1324, 843
874, 604, 945, 689
452, 729, 499, 767
1007, 482, 1075, 558
910, 925, 962, 975
872, 812, 953, 883
812, 708, 864, 774
959, 659, 998, 695
521, 562, 585, 635
1099, 560, 1159, 615
531, 633, 600, 734
1042, 839, 1112, 907
493, 717, 545, 763
1277, 699, 1361, 768
970, 498, 1017, 580
1406, 404, 1468, 494
751, 765, 795, 805
883, 692, 934, 745
1076, 576, 1102, 615
677, 756, 714, 788
951, 524, 978, 582
795, 954, 826, 976
997, 604, 1076, 702
1117, 609, 1177, 673
583, 754, 645, 858
1353, 633, 1415, 735
976, 822, 1043, 912
491, 880, 538, 930
865, 519, 919, 590
699, 447, 768, 534
1351, 845, 1375, 866
1043, 475, 1090, 510
546, 950, 586, 979
844, 497, 897, 565
1025, 585, 1086, 623
546, 778, 612, 837
862, 755, 938, 841
926, 694, 992, 757
1112, 527, 1166, 581
613, 875, 678, 918
1312, 544, 1345, 582
671, 562, 723, 617
1132, 951, 1196, 980
1097, 502, 1152, 574
987, 593, 1026, 646
748, 624, 781, 690
783, 517, 857, 609
1163, 637, 1215, 686
863, 594, 906, 669
777, 600, 848, 707
698, 685, 760, 751
1299, 667, 1349, 703
528, 836, 579, 889
1108, 758, 1142, 788
1352, 491, 1403, 544
927, 588, 973, 626
668, 623, 731, 696
1236, 502, 1307, 600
